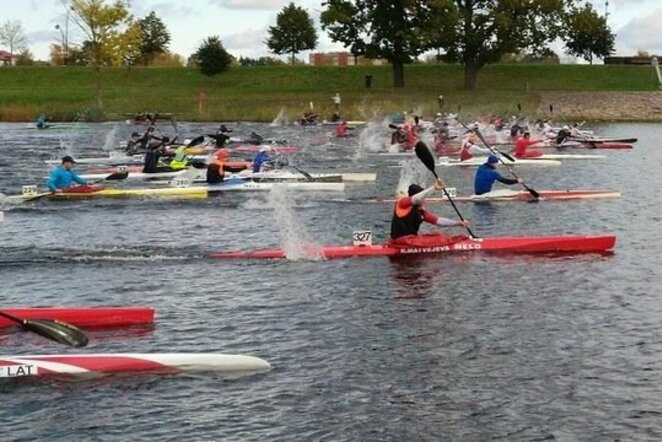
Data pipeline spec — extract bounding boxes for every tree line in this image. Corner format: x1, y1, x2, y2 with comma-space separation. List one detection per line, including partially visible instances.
1, 0, 616, 94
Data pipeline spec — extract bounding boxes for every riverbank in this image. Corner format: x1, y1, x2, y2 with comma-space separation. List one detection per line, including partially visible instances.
0, 64, 660, 122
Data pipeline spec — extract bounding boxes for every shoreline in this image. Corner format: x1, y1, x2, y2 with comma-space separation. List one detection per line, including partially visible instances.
537, 91, 662, 122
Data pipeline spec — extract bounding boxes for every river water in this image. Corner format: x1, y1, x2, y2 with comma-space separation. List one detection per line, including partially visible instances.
0, 121, 660, 441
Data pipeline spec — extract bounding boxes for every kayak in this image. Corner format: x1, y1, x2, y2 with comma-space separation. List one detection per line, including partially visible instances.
373, 189, 621, 203
513, 153, 605, 160
437, 157, 561, 167
550, 141, 633, 150
9, 184, 207, 201
207, 179, 345, 192
45, 154, 145, 166
229, 145, 302, 155
81, 169, 196, 181
0, 353, 270, 379
0, 307, 154, 329
236, 170, 376, 183
207, 234, 616, 259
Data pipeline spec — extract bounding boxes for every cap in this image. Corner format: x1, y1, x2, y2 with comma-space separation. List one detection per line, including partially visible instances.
215, 148, 229, 159
219, 124, 232, 133
563, 125, 569, 130
61, 155, 76, 164
407, 184, 424, 197
131, 132, 140, 137
487, 155, 499, 164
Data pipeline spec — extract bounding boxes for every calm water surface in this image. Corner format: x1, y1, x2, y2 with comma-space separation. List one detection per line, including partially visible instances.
0, 121, 660, 441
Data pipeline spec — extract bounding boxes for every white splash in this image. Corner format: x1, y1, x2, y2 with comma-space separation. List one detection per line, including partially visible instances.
268, 184, 324, 261
396, 159, 431, 196
270, 107, 289, 126
102, 126, 118, 151
354, 119, 390, 160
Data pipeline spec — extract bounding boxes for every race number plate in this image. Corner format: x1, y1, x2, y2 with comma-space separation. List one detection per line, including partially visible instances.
22, 185, 38, 196
0, 364, 37, 378
352, 230, 373, 246
171, 178, 191, 188
438, 156, 450, 165
443, 187, 457, 198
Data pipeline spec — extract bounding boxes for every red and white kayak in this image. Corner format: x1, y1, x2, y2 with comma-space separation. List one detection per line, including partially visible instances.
0, 307, 154, 329
0, 353, 270, 379
207, 234, 616, 260
377, 189, 621, 203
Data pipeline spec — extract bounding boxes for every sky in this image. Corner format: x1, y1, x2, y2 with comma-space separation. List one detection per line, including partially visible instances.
1, 0, 661, 63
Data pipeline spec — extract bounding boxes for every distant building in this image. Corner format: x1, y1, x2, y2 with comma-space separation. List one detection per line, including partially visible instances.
604, 56, 660, 65
309, 51, 387, 66
0, 50, 14, 66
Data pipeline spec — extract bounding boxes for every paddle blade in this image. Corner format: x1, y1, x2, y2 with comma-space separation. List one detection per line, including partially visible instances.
414, 141, 438, 177
105, 171, 129, 180
23, 319, 89, 347
188, 135, 205, 147
517, 103, 522, 112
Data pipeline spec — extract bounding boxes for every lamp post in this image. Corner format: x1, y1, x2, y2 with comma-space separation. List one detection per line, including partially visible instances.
55, 24, 66, 65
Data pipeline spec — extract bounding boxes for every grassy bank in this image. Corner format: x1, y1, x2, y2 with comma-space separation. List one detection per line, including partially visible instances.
0, 64, 658, 122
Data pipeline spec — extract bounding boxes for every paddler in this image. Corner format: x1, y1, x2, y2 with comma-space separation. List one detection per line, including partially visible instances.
46, 156, 87, 193
459, 132, 489, 161
252, 146, 273, 173
513, 131, 543, 158
555, 125, 572, 145
207, 148, 229, 184
168, 144, 190, 170
474, 155, 522, 195
389, 179, 469, 248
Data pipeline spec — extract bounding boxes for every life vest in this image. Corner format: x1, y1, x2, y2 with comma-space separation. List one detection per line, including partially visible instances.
390, 197, 425, 239
169, 146, 188, 169
206, 158, 225, 184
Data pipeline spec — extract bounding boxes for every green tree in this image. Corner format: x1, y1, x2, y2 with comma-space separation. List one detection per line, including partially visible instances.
321, 0, 455, 88
267, 3, 317, 64
564, 3, 614, 64
0, 20, 28, 64
430, 1, 571, 89
137, 11, 171, 65
193, 36, 233, 77
70, 0, 141, 107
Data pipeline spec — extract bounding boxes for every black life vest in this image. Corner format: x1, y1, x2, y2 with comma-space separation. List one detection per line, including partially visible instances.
390, 198, 425, 239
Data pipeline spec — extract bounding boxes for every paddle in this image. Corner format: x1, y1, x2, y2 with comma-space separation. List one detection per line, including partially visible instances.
471, 128, 541, 200
414, 141, 476, 238
290, 165, 314, 181
0, 310, 88, 347
187, 135, 205, 147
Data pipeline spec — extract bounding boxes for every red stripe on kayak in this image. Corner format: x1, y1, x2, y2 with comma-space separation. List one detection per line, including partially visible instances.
0, 307, 155, 329
0, 356, 178, 374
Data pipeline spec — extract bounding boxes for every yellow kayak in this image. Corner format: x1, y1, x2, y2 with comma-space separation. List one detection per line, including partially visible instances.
10, 184, 207, 201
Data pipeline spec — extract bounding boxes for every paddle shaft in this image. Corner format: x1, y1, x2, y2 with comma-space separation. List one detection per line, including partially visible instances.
413, 141, 477, 238
472, 128, 541, 200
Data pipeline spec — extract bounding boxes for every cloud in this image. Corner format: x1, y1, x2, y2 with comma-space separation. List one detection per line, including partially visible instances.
616, 8, 662, 54
27, 30, 59, 45
207, 0, 286, 10
133, 2, 196, 18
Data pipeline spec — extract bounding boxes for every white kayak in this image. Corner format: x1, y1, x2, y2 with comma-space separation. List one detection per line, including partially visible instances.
80, 169, 197, 181
437, 157, 562, 167
236, 170, 376, 182
0, 353, 270, 379
509, 153, 605, 160
207, 179, 345, 192
45, 153, 145, 166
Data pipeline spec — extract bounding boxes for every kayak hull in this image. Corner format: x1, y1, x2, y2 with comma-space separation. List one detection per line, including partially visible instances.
0, 307, 154, 329
0, 353, 270, 379
421, 189, 621, 202
207, 234, 616, 259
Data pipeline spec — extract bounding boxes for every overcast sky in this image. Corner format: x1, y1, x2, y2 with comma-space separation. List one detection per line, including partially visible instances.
2, 0, 661, 62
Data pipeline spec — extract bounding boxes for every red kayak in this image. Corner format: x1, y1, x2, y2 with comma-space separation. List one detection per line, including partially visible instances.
207, 234, 616, 260
0, 307, 154, 329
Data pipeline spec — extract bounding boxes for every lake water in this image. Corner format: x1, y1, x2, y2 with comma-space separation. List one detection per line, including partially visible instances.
0, 120, 661, 441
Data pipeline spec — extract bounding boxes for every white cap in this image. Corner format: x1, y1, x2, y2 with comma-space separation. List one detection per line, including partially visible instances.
184, 138, 191, 145
436, 112, 442, 117
563, 125, 569, 130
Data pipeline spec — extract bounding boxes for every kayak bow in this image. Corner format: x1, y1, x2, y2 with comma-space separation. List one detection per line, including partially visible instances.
0, 353, 270, 379
0, 307, 155, 329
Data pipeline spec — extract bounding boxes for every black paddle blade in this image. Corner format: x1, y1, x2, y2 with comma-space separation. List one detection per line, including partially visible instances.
414, 141, 438, 177
188, 135, 205, 147
23, 319, 89, 347
106, 171, 129, 180
549, 104, 554, 113
517, 103, 522, 112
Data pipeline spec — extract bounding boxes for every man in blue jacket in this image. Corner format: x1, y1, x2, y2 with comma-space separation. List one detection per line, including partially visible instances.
474, 155, 521, 195
46, 156, 87, 192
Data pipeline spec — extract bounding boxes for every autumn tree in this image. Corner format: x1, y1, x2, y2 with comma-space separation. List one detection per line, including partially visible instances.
0, 20, 28, 64
14, 48, 34, 65
137, 11, 171, 65
267, 3, 317, 64
564, 3, 615, 64
69, 0, 142, 107
193, 36, 233, 77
